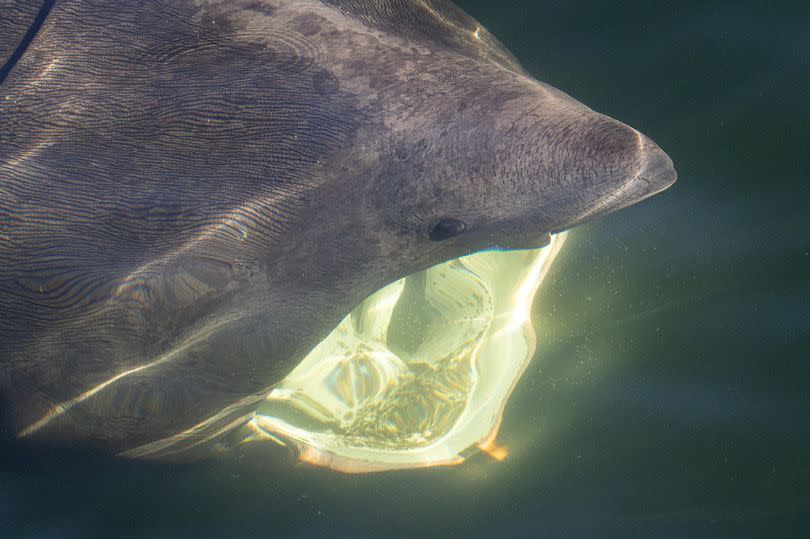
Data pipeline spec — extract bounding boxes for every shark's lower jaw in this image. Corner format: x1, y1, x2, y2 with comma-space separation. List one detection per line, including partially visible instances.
248, 233, 567, 473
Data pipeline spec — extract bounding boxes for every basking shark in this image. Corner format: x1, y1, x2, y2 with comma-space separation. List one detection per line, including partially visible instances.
0, 0, 676, 459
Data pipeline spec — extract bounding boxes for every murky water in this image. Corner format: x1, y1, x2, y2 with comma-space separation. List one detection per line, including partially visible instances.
2, 1, 808, 536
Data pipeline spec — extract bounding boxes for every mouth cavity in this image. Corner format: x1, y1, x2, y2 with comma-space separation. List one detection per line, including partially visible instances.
246, 233, 567, 473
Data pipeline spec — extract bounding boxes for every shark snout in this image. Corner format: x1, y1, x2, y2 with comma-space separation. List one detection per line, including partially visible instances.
636, 137, 677, 196
550, 128, 677, 231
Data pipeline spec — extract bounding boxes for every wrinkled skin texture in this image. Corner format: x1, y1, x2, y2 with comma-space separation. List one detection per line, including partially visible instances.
0, 0, 675, 455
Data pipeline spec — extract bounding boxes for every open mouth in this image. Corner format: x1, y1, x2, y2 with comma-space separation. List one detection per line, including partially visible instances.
247, 233, 567, 473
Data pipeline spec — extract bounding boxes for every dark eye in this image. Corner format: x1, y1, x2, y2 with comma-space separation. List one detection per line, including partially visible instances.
429, 218, 466, 241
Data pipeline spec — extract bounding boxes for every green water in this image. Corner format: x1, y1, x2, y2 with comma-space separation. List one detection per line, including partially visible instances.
3, 1, 808, 536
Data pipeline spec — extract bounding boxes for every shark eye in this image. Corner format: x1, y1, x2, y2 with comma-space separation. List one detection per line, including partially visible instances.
429, 218, 466, 241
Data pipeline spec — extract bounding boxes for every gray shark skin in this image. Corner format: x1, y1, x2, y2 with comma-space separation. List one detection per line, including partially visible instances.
0, 0, 676, 455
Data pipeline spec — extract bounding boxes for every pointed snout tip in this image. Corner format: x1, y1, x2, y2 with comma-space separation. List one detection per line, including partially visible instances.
638, 143, 677, 195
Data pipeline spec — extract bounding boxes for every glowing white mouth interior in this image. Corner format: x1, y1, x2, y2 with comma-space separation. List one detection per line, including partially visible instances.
250, 233, 566, 472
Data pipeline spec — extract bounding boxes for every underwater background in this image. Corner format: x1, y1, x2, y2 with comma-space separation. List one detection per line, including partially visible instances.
2, 0, 808, 536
